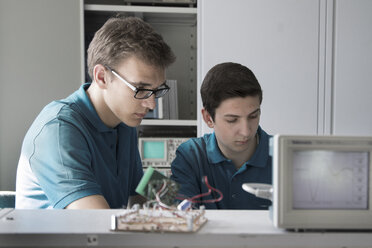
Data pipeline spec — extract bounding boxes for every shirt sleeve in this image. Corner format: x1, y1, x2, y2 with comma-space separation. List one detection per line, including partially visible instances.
170, 142, 203, 200
130, 140, 144, 196
29, 119, 102, 208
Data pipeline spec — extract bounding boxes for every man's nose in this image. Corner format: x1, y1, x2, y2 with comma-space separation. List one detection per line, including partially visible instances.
142, 94, 156, 110
239, 120, 252, 137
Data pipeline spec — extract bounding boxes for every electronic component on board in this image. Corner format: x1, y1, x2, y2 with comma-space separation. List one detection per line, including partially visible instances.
135, 166, 179, 207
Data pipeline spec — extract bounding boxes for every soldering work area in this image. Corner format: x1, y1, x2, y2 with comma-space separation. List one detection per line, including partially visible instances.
111, 166, 223, 233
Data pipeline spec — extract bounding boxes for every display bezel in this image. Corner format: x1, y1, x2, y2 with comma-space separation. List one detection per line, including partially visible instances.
273, 135, 372, 230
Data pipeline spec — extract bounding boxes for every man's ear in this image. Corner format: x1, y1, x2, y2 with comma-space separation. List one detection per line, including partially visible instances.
93, 64, 108, 89
201, 108, 214, 128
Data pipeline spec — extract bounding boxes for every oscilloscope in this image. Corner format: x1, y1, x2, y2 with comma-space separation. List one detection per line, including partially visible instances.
272, 135, 372, 230
138, 137, 189, 176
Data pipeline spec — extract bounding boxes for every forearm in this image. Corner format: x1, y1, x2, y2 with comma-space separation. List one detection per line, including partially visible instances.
65, 194, 110, 209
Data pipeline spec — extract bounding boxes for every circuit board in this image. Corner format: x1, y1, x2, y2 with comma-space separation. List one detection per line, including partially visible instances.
111, 208, 207, 233
135, 166, 179, 206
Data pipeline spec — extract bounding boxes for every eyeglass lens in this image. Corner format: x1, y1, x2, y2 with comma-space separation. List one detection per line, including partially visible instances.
134, 87, 169, 99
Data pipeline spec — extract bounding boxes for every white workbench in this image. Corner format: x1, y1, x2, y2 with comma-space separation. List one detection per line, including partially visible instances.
1, 209, 371, 247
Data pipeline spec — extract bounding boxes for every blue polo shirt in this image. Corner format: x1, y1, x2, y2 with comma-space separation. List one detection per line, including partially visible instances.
171, 126, 272, 209
16, 83, 143, 209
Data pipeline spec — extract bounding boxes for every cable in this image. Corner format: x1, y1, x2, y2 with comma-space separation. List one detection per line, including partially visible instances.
176, 176, 223, 204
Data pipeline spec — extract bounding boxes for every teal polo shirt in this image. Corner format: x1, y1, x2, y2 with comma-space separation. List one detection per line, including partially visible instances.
16, 83, 143, 209
171, 126, 272, 209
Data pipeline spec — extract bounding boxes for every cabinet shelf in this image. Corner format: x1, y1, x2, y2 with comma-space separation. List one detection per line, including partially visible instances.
84, 0, 198, 135
84, 4, 197, 14
141, 119, 197, 126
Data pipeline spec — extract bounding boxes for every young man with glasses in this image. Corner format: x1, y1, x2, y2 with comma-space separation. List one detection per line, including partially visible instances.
171, 62, 272, 209
15, 17, 175, 209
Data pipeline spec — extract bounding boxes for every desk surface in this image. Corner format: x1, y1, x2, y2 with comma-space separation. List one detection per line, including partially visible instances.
1, 209, 372, 248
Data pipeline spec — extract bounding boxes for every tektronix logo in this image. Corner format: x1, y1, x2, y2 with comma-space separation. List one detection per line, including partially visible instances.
291, 140, 312, 145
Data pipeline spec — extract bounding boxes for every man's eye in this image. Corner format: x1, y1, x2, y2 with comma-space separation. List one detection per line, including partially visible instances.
226, 119, 237, 123
249, 115, 258, 119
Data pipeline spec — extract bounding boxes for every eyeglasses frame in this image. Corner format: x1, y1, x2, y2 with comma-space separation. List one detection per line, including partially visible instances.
105, 66, 169, 99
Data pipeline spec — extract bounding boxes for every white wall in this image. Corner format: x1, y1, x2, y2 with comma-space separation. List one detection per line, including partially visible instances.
199, 0, 323, 136
332, 0, 372, 135
198, 0, 372, 138
0, 0, 84, 190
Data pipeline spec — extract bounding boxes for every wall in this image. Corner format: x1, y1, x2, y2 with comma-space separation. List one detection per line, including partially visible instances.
332, 0, 372, 135
198, 0, 322, 136
0, 0, 84, 190
198, 0, 372, 137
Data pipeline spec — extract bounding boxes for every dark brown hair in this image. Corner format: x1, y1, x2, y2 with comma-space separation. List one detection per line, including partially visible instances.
201, 62, 262, 120
87, 16, 175, 79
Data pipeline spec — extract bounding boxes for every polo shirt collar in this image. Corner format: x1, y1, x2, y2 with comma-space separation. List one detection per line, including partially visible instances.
206, 132, 227, 164
243, 126, 270, 168
206, 126, 270, 168
71, 83, 120, 132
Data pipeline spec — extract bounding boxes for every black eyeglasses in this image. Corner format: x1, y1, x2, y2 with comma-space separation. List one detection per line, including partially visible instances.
106, 66, 170, 99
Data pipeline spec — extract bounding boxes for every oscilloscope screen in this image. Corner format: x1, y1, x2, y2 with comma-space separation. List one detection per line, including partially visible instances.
143, 140, 166, 160
292, 150, 369, 210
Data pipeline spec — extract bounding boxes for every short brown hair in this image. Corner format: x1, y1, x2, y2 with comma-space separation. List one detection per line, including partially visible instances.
87, 16, 175, 79
201, 62, 263, 120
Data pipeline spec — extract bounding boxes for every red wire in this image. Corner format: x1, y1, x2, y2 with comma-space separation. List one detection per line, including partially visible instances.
176, 176, 223, 204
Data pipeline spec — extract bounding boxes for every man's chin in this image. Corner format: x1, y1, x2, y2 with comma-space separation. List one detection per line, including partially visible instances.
123, 118, 142, 127
232, 144, 251, 153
